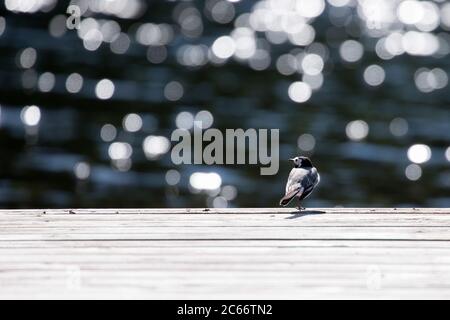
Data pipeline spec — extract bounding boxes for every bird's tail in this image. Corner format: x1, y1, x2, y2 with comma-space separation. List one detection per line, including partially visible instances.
279, 189, 300, 206
279, 197, 292, 206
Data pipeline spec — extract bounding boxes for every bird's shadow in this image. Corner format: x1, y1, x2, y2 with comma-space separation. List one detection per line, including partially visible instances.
285, 210, 326, 219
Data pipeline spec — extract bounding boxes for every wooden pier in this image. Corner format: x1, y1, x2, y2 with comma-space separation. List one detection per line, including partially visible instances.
1, 208, 450, 299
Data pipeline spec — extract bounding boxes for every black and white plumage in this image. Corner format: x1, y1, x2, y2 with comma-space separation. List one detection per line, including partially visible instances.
279, 156, 320, 210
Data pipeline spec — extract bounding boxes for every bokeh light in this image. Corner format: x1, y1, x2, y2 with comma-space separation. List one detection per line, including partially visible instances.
407, 144, 432, 164
110, 33, 130, 54
147, 45, 167, 63
108, 142, 132, 160
95, 79, 115, 100
212, 36, 236, 59
301, 54, 324, 76
189, 172, 222, 191
221, 185, 238, 201
339, 40, 363, 63
405, 163, 422, 181
66, 73, 84, 93
346, 120, 369, 141
176, 111, 194, 130
165, 169, 181, 186
288, 81, 312, 103
297, 134, 316, 152
212, 196, 228, 208
123, 113, 143, 132
5, 0, 57, 13
363, 65, 385, 87
20, 105, 41, 127
389, 118, 409, 137
143, 135, 170, 160
18, 47, 37, 69
164, 81, 184, 101
0, 17, 6, 36
414, 68, 448, 92
37, 72, 55, 92
74, 162, 91, 180
194, 110, 214, 129
100, 124, 117, 142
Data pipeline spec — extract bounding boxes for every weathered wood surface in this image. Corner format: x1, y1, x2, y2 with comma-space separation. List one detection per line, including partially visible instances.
1, 208, 450, 299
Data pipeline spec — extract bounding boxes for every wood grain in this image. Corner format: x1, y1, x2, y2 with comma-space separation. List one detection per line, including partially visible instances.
0, 208, 449, 299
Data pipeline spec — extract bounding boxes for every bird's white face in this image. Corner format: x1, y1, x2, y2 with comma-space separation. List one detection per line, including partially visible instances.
290, 157, 302, 167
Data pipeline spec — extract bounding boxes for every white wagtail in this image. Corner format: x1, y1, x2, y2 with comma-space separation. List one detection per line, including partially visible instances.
279, 156, 320, 210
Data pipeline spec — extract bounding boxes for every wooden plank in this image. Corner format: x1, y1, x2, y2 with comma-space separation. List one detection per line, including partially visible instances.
0, 208, 449, 299
0, 208, 449, 215
1, 213, 450, 227
1, 268, 450, 299
2, 239, 450, 249
1, 250, 450, 264
2, 226, 450, 241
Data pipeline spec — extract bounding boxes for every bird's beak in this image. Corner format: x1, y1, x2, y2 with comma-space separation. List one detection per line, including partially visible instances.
288, 158, 295, 162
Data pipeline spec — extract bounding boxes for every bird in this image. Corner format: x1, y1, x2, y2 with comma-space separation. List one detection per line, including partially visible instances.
279, 156, 320, 210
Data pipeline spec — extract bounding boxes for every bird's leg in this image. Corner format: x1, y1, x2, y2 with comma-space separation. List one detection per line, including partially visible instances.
297, 199, 305, 211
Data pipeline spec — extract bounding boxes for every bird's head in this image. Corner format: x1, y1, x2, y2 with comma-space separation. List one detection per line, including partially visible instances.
289, 156, 313, 168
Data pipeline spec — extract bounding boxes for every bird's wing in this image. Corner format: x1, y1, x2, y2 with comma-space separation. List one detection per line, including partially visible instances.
285, 168, 308, 194
279, 168, 308, 206
298, 168, 320, 200
282, 167, 319, 198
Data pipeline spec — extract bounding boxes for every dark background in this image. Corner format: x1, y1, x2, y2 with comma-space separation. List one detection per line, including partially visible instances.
0, 0, 449, 208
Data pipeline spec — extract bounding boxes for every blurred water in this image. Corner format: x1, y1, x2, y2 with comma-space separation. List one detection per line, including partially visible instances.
0, 1, 449, 208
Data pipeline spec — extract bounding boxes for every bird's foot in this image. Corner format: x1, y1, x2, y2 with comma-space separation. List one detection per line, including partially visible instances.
296, 206, 305, 211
